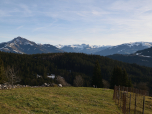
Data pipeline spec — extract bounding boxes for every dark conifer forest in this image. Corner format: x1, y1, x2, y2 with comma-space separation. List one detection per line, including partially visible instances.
0, 51, 152, 93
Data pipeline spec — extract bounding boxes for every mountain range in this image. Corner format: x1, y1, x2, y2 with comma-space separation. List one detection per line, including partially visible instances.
56, 42, 152, 56
0, 37, 152, 57
95, 42, 152, 56
1, 36, 152, 68
56, 44, 111, 54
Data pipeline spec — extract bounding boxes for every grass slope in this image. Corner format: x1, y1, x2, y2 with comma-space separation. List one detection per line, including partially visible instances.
0, 87, 122, 114
115, 91, 152, 114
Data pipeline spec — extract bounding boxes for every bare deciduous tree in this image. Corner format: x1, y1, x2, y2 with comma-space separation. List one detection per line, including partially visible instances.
5, 66, 21, 87
73, 75, 83, 87
56, 76, 70, 87
102, 79, 110, 88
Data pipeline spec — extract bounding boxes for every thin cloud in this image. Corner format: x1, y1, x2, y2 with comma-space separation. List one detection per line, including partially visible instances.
0, 0, 152, 45
16, 26, 23, 30
32, 20, 58, 32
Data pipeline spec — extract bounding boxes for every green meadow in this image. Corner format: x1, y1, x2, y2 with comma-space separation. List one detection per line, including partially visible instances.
0, 87, 122, 114
1, 87, 152, 114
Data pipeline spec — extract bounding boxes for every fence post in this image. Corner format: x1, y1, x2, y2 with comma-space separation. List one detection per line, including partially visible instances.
129, 94, 131, 114
115, 86, 117, 104
120, 91, 122, 108
113, 85, 116, 100
122, 92, 124, 113
117, 86, 119, 104
118, 85, 120, 106
122, 92, 126, 114
113, 86, 149, 114
127, 87, 128, 97
134, 90, 137, 114
143, 96, 145, 114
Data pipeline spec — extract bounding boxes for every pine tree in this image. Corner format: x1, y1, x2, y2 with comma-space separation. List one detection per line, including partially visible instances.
110, 66, 122, 89
0, 58, 6, 84
92, 60, 103, 88
110, 66, 132, 89
122, 69, 128, 87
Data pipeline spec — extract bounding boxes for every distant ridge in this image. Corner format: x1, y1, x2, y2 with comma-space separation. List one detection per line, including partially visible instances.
0, 36, 63, 54
56, 44, 111, 54
107, 47, 152, 67
1, 37, 152, 55
95, 42, 152, 56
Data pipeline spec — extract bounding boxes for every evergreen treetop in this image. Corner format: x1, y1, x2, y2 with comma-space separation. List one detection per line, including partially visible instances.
110, 66, 132, 89
92, 60, 103, 88
0, 58, 6, 84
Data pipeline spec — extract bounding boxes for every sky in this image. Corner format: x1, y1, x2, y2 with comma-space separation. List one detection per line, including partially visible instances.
0, 0, 152, 46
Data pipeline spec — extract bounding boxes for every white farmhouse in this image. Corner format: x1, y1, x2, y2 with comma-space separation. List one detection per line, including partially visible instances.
47, 74, 55, 79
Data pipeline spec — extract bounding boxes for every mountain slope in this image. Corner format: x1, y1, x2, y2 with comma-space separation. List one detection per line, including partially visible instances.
135, 47, 152, 57
0, 37, 63, 54
95, 42, 152, 56
107, 47, 152, 67
57, 44, 111, 54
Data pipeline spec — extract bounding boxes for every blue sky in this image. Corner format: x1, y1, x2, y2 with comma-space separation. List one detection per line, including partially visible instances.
1, 0, 152, 46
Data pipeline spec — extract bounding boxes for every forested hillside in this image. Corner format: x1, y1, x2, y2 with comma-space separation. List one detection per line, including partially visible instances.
107, 47, 152, 68
0, 52, 152, 93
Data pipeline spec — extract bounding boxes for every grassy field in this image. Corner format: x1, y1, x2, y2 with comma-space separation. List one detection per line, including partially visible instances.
121, 92, 152, 114
0, 87, 122, 114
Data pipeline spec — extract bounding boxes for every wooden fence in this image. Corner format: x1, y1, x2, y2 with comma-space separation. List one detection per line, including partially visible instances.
113, 85, 149, 114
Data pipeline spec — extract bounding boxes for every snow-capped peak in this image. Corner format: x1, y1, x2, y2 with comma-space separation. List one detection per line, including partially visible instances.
8, 36, 35, 46
125, 42, 152, 48
56, 44, 110, 49
56, 44, 64, 49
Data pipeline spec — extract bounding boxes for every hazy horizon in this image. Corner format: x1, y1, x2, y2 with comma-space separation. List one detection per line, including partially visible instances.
1, 36, 152, 47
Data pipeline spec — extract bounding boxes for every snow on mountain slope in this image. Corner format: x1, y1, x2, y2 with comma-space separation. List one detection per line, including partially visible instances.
107, 46, 152, 68
56, 44, 111, 54
123, 42, 152, 48
57, 42, 152, 55
1, 37, 152, 56
135, 46, 152, 57
56, 44, 105, 49
0, 36, 63, 54
95, 42, 152, 56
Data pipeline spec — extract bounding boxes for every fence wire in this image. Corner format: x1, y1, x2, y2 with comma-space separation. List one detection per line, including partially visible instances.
113, 85, 150, 114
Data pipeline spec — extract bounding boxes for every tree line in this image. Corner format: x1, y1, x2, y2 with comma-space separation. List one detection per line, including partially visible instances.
0, 52, 152, 93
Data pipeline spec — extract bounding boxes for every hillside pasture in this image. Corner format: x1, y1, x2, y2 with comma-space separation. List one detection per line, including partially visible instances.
0, 87, 122, 114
